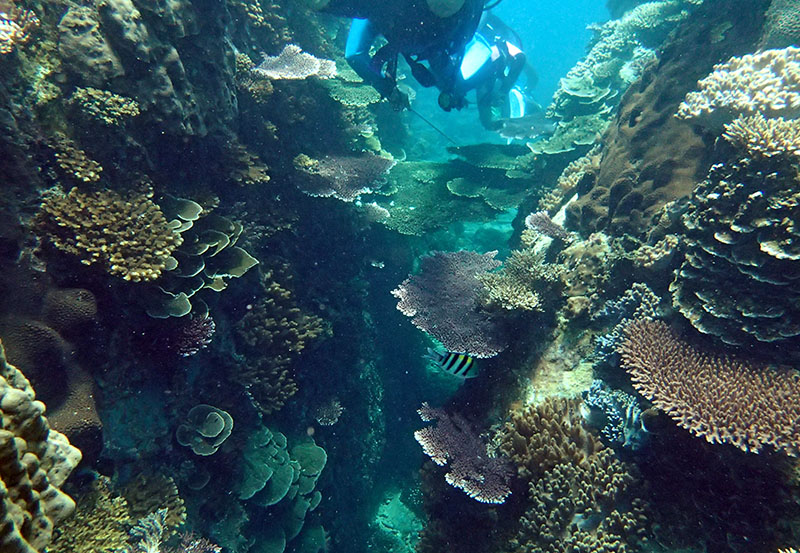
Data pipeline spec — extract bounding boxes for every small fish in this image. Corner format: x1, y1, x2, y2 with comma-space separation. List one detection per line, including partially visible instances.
425, 348, 478, 378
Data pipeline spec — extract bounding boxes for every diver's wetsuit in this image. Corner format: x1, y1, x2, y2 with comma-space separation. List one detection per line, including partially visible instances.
328, 0, 485, 99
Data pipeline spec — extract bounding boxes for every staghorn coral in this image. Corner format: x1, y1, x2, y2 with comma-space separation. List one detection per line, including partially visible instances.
0, 1, 38, 55
392, 250, 505, 357
69, 87, 140, 126
677, 47, 800, 130
0, 340, 82, 552
253, 44, 336, 80
414, 403, 512, 504
35, 187, 183, 282
722, 112, 800, 159
619, 319, 800, 455
50, 476, 130, 553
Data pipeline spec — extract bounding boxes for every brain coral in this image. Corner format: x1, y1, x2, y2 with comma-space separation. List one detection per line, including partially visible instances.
0, 339, 82, 552
35, 186, 183, 282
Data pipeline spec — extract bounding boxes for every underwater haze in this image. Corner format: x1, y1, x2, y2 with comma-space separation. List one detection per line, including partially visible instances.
2, 0, 800, 553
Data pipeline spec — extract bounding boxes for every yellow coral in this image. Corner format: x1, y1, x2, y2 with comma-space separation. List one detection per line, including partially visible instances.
35, 186, 183, 282
51, 135, 103, 183
70, 87, 140, 126
50, 476, 130, 553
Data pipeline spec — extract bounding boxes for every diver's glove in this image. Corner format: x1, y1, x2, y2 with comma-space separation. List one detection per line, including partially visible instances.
387, 87, 411, 111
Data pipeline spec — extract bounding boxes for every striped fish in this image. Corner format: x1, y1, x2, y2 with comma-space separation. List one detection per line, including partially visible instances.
425, 348, 478, 379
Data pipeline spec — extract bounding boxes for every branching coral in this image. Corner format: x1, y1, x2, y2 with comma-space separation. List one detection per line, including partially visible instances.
294, 152, 395, 202
619, 319, 800, 455
722, 113, 800, 159
0, 1, 38, 55
69, 87, 140, 126
35, 187, 183, 282
478, 247, 563, 312
50, 476, 130, 553
677, 47, 800, 129
498, 398, 648, 553
234, 268, 328, 414
253, 44, 336, 80
50, 135, 103, 183
414, 403, 512, 504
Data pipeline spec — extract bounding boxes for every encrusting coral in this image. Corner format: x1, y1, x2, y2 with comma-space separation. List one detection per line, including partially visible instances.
35, 186, 183, 282
619, 319, 800, 455
0, 339, 82, 553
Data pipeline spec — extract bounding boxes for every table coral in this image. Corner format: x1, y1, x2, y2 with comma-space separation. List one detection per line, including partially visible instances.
0, 339, 82, 553
35, 186, 183, 282
619, 319, 800, 455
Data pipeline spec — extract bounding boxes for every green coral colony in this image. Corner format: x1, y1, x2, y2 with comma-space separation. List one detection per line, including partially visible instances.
2, 1, 800, 553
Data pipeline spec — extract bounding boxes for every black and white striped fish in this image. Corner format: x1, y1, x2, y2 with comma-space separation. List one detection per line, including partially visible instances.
425, 348, 479, 379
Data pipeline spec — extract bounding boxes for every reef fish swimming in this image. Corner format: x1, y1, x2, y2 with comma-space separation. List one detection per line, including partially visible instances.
425, 348, 478, 378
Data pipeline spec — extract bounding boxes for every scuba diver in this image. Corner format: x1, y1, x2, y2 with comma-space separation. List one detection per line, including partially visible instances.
314, 0, 537, 132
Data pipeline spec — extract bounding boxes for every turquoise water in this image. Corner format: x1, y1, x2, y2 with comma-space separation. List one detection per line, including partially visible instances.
0, 0, 798, 552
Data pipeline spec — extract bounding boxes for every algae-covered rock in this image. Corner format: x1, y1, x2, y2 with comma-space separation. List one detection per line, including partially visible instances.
58, 6, 124, 87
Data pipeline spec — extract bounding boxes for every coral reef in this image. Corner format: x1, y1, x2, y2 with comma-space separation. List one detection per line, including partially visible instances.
669, 150, 800, 346
582, 380, 649, 449
35, 186, 183, 282
566, 0, 767, 237
619, 319, 800, 455
524, 211, 573, 242
677, 47, 800, 130
253, 44, 336, 80
0, 1, 38, 55
392, 250, 505, 357
533, 0, 695, 156
50, 135, 103, 184
294, 152, 395, 202
414, 403, 512, 504
499, 398, 648, 553
175, 404, 234, 456
0, 340, 82, 552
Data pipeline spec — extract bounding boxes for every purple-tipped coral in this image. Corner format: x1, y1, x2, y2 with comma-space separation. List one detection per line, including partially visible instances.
524, 210, 572, 241
415, 402, 512, 504
392, 250, 505, 358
